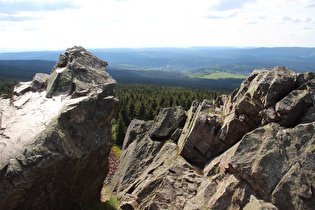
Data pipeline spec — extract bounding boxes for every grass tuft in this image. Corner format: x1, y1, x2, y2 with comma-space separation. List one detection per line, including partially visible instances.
111, 145, 122, 158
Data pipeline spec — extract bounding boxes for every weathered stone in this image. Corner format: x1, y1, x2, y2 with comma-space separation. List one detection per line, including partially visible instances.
224, 66, 296, 121
207, 67, 298, 156
136, 156, 203, 210
229, 122, 315, 208
170, 128, 182, 143
46, 67, 72, 97
13, 81, 32, 96
275, 89, 313, 126
244, 195, 278, 210
31, 73, 49, 92
213, 94, 229, 113
109, 132, 164, 195
0, 46, 119, 209
296, 72, 314, 88
259, 106, 280, 125
109, 119, 206, 209
46, 46, 109, 98
218, 111, 254, 145
149, 106, 186, 140
122, 119, 153, 151
205, 174, 255, 210
178, 99, 224, 166
300, 106, 315, 123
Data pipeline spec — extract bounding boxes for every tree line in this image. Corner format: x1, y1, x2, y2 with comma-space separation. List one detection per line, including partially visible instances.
112, 83, 230, 146
0, 77, 18, 97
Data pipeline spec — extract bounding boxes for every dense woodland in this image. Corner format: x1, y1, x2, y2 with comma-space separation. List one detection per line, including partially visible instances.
112, 83, 230, 146
0, 77, 18, 97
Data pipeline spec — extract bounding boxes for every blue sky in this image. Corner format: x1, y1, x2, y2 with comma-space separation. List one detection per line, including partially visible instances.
0, 0, 315, 51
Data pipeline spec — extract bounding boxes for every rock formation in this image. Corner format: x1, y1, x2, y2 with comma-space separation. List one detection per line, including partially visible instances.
0, 46, 119, 209
108, 66, 314, 209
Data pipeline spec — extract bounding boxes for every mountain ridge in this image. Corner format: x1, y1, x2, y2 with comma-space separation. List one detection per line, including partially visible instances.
1, 47, 314, 73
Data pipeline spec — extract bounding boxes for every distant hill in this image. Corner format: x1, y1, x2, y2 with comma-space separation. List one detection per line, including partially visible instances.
1, 47, 315, 89
106, 67, 243, 89
1, 47, 314, 74
0, 60, 55, 80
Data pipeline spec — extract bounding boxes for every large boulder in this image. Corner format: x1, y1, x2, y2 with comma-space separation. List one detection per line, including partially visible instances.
149, 106, 187, 140
275, 89, 313, 126
31, 73, 50, 92
0, 46, 119, 209
178, 100, 224, 167
224, 66, 297, 117
122, 119, 153, 150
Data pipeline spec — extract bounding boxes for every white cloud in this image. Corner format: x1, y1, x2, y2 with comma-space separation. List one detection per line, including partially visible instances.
0, 0, 314, 51
0, 0, 81, 15
212, 0, 257, 11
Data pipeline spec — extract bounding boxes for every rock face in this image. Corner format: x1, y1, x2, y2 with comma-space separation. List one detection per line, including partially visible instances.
0, 46, 119, 209
149, 106, 186, 140
108, 67, 314, 209
179, 66, 314, 166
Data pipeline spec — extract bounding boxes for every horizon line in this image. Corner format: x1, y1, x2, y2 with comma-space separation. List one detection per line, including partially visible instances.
1, 45, 315, 53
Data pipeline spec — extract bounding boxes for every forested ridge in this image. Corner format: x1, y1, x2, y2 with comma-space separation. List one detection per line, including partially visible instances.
112, 83, 230, 145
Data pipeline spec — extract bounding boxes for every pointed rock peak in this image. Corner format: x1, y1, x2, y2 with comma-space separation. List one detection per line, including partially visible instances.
45, 46, 114, 98
52, 46, 108, 72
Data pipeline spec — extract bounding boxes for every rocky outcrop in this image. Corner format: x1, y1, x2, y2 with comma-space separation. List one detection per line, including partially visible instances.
228, 122, 314, 209
178, 66, 314, 166
0, 46, 119, 209
108, 67, 314, 209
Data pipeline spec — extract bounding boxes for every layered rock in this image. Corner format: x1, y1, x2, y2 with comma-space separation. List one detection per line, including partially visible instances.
108, 67, 314, 209
0, 46, 119, 209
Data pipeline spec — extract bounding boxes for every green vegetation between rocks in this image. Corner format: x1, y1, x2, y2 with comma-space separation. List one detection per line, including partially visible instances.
111, 145, 122, 158
82, 197, 118, 210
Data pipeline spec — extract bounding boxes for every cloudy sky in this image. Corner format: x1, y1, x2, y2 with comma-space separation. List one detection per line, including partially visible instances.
0, 0, 315, 51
